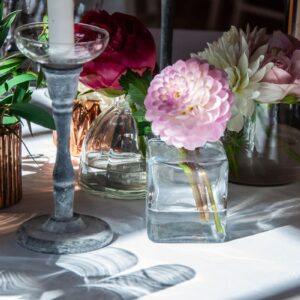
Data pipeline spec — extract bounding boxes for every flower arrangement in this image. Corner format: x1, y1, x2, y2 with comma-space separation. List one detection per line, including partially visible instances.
192, 26, 300, 133
143, 58, 233, 236
190, 26, 300, 185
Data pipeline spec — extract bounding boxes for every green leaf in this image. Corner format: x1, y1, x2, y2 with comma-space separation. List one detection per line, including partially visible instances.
13, 82, 31, 103
143, 69, 152, 82
98, 88, 125, 97
132, 110, 151, 136
0, 73, 37, 97
0, 93, 13, 104
22, 90, 32, 104
0, 26, 9, 49
0, 54, 27, 75
132, 110, 147, 122
38, 15, 49, 42
0, 10, 19, 27
120, 69, 151, 98
0, 73, 10, 85
26, 119, 33, 136
119, 69, 153, 137
127, 83, 145, 104
0, 1, 3, 21
119, 69, 152, 111
2, 115, 18, 125
282, 95, 298, 105
0, 10, 19, 48
36, 68, 46, 88
137, 123, 151, 136
10, 103, 55, 130
119, 70, 137, 91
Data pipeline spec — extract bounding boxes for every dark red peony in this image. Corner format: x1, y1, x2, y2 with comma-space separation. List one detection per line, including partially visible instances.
79, 10, 156, 90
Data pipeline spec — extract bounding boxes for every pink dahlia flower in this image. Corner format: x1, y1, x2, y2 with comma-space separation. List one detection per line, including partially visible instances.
145, 58, 234, 150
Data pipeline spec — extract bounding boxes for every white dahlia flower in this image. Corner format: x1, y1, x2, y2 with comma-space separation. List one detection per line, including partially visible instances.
192, 26, 273, 132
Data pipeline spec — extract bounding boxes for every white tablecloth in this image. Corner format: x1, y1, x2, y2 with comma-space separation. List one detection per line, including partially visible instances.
1, 132, 300, 300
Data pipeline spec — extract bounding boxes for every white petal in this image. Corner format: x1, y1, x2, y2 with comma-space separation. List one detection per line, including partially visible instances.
227, 113, 244, 132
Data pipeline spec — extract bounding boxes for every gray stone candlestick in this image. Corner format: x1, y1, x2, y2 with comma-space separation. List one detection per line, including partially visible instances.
16, 67, 113, 254
45, 67, 78, 221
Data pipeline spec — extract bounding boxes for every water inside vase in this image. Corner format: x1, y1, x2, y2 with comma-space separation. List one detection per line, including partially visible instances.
146, 140, 228, 243
80, 150, 146, 200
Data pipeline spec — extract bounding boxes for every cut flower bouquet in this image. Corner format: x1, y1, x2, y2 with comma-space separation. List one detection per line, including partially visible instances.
192, 26, 300, 185
144, 58, 233, 242
193, 26, 300, 132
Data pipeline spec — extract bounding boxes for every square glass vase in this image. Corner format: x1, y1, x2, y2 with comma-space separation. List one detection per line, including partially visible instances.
146, 138, 229, 243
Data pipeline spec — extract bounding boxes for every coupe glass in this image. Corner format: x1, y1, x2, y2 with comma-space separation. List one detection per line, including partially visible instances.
14, 22, 108, 66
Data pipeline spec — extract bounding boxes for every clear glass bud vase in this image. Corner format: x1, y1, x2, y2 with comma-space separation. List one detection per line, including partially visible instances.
79, 100, 146, 200
146, 138, 228, 243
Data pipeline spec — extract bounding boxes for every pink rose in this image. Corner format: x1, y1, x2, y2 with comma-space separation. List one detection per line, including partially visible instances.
262, 31, 300, 83
257, 31, 300, 102
263, 65, 293, 84
79, 10, 156, 90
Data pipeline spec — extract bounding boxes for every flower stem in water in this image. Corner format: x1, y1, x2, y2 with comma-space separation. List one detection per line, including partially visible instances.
179, 148, 224, 234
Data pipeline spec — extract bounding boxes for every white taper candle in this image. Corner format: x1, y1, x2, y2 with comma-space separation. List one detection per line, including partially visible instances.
47, 0, 74, 58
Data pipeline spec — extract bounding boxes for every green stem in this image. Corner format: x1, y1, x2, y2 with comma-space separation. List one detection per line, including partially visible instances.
200, 169, 223, 234
179, 148, 224, 234
179, 162, 209, 221
225, 143, 239, 177
138, 135, 147, 159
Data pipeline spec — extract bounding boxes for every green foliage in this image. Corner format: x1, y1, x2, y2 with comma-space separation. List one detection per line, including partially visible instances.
282, 95, 298, 105
39, 15, 49, 42
119, 69, 152, 137
0, 2, 54, 129
223, 130, 247, 177
0, 10, 19, 48
0, 73, 37, 96
0, 53, 27, 75
10, 103, 55, 129
98, 88, 125, 98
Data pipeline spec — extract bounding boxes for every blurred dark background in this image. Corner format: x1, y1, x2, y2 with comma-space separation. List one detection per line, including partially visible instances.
1, 0, 289, 59
5, 0, 289, 33
104, 0, 288, 33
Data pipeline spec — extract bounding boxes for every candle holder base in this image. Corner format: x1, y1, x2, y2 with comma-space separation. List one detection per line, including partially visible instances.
16, 214, 113, 254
